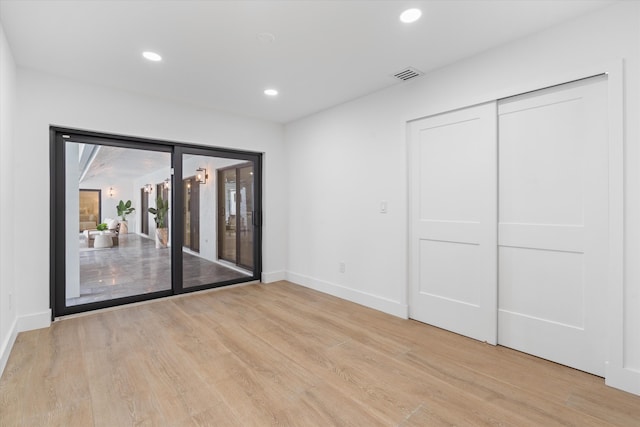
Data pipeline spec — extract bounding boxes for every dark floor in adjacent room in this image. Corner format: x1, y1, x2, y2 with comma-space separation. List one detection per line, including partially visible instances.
68, 233, 250, 306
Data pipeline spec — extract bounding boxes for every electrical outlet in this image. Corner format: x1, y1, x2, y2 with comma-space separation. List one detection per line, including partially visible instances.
339, 262, 346, 273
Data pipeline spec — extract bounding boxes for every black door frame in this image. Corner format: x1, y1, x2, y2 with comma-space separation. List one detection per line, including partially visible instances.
50, 126, 263, 318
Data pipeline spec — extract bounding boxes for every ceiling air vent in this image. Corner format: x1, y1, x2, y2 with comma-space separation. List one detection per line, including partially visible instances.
392, 67, 424, 81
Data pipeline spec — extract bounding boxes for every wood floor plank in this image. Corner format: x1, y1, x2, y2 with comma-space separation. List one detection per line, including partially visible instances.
566, 391, 640, 427
212, 322, 320, 398
1, 281, 639, 426
398, 350, 608, 426
278, 383, 392, 426
178, 400, 243, 427
0, 331, 39, 426
333, 339, 556, 426
264, 295, 412, 357
21, 397, 94, 427
209, 356, 301, 426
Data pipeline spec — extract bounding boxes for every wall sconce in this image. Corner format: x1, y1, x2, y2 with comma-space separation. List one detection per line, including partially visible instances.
163, 178, 170, 189
144, 184, 153, 193
109, 187, 114, 198
196, 167, 208, 184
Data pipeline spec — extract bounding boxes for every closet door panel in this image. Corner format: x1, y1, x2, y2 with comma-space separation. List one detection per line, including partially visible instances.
498, 76, 608, 376
409, 102, 497, 344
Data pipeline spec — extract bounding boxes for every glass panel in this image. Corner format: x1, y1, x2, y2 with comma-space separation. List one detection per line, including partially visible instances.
238, 165, 254, 269
219, 168, 237, 263
65, 141, 172, 306
182, 155, 252, 288
184, 178, 192, 249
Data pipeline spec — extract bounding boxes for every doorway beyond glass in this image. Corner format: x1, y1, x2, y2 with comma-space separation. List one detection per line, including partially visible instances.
218, 163, 254, 270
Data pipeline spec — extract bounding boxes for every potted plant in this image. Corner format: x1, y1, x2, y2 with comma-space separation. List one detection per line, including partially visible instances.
93, 222, 113, 248
116, 200, 135, 234
148, 196, 169, 248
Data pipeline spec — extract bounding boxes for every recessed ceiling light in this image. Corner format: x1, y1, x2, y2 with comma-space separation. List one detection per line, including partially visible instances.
264, 89, 278, 96
400, 8, 422, 24
257, 32, 276, 44
142, 51, 162, 62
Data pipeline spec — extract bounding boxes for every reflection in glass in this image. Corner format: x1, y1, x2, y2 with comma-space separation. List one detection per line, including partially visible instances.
219, 168, 237, 263
65, 142, 172, 306
238, 165, 254, 269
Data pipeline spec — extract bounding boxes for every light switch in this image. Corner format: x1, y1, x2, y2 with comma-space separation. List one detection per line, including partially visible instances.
380, 200, 388, 214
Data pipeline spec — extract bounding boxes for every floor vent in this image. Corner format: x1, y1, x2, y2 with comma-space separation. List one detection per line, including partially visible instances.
392, 67, 424, 81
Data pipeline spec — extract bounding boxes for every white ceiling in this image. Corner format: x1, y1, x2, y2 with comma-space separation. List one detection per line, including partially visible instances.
0, 0, 615, 123
79, 144, 171, 184
78, 144, 246, 186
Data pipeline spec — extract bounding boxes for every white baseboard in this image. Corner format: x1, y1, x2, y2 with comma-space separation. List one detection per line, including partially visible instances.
262, 270, 286, 283
0, 317, 18, 378
286, 271, 408, 319
606, 364, 640, 396
17, 310, 51, 333
0, 309, 52, 378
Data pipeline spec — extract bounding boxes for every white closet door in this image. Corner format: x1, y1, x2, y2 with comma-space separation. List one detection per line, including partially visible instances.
498, 76, 608, 376
409, 102, 497, 344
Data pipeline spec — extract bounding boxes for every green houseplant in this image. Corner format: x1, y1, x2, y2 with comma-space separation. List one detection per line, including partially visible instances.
93, 222, 114, 248
116, 200, 135, 234
148, 196, 169, 248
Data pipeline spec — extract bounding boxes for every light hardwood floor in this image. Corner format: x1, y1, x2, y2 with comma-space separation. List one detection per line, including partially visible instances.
1, 281, 639, 426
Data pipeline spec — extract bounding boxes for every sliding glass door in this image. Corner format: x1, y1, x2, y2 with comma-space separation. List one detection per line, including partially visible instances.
60, 138, 172, 310
51, 128, 262, 317
176, 149, 260, 290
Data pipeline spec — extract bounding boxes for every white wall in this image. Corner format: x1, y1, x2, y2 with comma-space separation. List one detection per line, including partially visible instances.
0, 23, 18, 375
285, 2, 640, 394
13, 68, 287, 331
